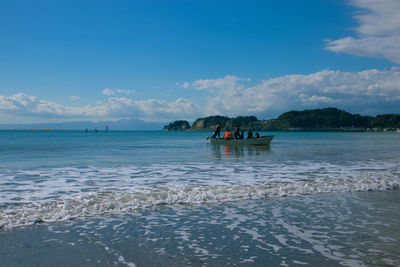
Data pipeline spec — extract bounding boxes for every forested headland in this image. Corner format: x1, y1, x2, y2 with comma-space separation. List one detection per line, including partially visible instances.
163, 107, 400, 132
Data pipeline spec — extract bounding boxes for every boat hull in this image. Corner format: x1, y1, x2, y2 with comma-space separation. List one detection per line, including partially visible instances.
209, 135, 274, 146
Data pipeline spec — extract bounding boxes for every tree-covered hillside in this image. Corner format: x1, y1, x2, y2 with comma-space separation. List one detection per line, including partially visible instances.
369, 114, 400, 129
163, 120, 191, 131
261, 108, 370, 130
191, 116, 260, 130
163, 108, 400, 131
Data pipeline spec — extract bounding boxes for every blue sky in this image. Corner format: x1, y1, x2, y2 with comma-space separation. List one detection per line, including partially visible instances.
0, 0, 399, 124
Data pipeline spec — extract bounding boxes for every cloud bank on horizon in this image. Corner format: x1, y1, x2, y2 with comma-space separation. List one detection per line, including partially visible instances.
1, 68, 400, 123
0, 0, 399, 124
191, 68, 400, 117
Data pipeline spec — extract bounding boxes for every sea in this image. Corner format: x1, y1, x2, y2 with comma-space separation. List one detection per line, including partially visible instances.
0, 130, 399, 266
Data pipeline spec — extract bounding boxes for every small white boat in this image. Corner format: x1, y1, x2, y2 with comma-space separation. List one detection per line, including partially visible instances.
208, 135, 274, 146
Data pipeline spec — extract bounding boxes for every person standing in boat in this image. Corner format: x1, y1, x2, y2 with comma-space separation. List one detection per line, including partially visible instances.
240, 130, 245, 139
212, 123, 221, 138
234, 126, 241, 139
224, 128, 232, 139
247, 129, 253, 139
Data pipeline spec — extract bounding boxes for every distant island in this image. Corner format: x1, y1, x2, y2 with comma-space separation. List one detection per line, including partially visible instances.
164, 107, 400, 132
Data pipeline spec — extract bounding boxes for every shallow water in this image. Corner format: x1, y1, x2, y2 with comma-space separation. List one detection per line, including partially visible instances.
1, 192, 399, 266
0, 130, 399, 266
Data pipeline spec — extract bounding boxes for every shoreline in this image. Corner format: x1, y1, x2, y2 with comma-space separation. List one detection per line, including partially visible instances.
1, 191, 399, 266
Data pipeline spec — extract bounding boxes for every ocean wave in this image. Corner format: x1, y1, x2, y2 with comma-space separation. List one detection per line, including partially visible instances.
0, 161, 399, 229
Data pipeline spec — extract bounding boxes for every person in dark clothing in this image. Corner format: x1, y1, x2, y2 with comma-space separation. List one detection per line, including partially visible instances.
240, 130, 245, 139
255, 132, 260, 138
234, 126, 241, 139
212, 123, 221, 138
247, 130, 253, 139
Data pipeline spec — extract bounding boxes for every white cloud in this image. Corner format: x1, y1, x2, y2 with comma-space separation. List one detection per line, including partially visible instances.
70, 96, 80, 101
176, 82, 189, 88
134, 98, 200, 121
299, 94, 335, 105
194, 68, 400, 117
103, 88, 135, 95
325, 0, 400, 64
1, 68, 399, 124
192, 75, 245, 92
102, 88, 115, 95
0, 93, 109, 120
116, 89, 135, 95
0, 93, 202, 123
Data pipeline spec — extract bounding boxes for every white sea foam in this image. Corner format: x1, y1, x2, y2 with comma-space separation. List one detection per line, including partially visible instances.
0, 160, 399, 229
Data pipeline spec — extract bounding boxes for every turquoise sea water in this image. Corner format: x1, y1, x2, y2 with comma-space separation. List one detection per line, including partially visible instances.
1, 130, 399, 266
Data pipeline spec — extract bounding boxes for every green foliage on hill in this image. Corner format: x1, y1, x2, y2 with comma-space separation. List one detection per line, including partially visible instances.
369, 114, 400, 128
163, 108, 400, 131
191, 115, 230, 130
261, 107, 370, 130
191, 115, 260, 130
163, 120, 190, 131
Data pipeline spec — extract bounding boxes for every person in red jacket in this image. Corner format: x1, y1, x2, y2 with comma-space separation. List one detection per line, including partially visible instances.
224, 129, 232, 139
